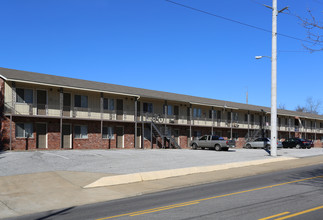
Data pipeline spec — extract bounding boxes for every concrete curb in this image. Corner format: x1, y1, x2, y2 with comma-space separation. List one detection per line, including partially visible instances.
84, 156, 297, 188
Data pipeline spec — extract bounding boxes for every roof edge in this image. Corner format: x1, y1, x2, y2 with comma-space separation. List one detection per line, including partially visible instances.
9, 78, 140, 98
0, 74, 7, 81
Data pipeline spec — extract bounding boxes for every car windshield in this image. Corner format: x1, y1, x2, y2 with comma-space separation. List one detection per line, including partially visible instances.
300, 139, 306, 141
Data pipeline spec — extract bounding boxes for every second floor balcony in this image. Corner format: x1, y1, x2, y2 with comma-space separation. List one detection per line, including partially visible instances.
4, 102, 323, 134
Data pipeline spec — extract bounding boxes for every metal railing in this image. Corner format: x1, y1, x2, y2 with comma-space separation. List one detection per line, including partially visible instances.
4, 102, 323, 133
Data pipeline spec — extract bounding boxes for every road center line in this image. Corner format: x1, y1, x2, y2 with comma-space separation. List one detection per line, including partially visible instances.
258, 212, 290, 220
97, 175, 323, 220
274, 205, 323, 220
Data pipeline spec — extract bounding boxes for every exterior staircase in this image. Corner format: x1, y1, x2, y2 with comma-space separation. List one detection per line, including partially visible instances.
151, 122, 181, 149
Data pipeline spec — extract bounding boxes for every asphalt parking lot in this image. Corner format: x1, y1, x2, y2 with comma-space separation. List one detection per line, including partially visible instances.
1, 148, 323, 177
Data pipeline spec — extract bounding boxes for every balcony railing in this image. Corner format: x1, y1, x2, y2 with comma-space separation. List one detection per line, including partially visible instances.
4, 102, 323, 133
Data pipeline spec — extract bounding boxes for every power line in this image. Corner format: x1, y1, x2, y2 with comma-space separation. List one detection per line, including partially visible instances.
165, 0, 322, 46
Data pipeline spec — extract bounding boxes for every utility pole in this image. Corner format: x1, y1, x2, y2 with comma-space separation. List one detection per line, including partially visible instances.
271, 0, 278, 157
257, 1, 287, 156
270, 1, 288, 156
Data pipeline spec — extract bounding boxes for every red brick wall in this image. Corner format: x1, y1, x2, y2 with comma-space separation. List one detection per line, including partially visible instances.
2, 116, 322, 151
1, 118, 138, 150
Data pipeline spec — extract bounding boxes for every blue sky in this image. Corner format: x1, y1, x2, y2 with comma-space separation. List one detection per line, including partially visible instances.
0, 0, 322, 113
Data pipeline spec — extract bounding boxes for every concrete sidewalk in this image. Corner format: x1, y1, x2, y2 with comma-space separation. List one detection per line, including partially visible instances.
1, 148, 323, 218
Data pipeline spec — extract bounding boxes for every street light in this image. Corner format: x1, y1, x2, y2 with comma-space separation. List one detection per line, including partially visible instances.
255, 56, 271, 60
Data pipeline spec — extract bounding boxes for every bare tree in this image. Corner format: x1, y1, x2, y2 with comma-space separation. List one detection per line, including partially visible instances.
295, 97, 322, 114
295, 105, 306, 112
278, 103, 286, 110
289, 9, 323, 52
305, 97, 322, 114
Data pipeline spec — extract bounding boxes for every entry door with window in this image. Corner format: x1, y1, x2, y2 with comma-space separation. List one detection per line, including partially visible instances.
116, 99, 123, 120
36, 123, 47, 148
63, 93, 71, 117
62, 124, 71, 148
37, 90, 47, 115
116, 127, 124, 148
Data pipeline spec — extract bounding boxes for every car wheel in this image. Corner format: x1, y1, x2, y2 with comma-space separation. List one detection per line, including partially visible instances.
307, 146, 311, 149
214, 144, 221, 151
296, 144, 301, 149
192, 143, 198, 150
246, 144, 251, 149
201, 147, 205, 150
265, 145, 271, 150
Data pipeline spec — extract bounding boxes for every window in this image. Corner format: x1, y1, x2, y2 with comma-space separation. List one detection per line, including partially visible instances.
251, 114, 255, 123
211, 136, 219, 140
103, 98, 114, 110
15, 123, 33, 138
168, 105, 173, 115
227, 112, 231, 121
199, 135, 207, 140
74, 125, 88, 138
193, 130, 201, 138
144, 127, 151, 140
163, 105, 173, 115
193, 108, 201, 118
233, 112, 239, 121
321, 123, 323, 129
209, 110, 216, 119
74, 95, 88, 108
217, 110, 222, 120
285, 118, 288, 126
102, 126, 114, 139
16, 88, 33, 104
143, 102, 153, 113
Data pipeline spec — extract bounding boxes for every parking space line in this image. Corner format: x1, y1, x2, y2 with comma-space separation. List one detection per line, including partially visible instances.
258, 212, 290, 220
42, 152, 69, 159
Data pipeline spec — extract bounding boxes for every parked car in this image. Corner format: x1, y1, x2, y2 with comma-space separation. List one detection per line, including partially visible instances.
282, 138, 311, 149
244, 137, 282, 149
190, 135, 235, 151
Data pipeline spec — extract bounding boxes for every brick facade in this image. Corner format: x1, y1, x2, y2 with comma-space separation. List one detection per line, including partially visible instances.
1, 116, 322, 151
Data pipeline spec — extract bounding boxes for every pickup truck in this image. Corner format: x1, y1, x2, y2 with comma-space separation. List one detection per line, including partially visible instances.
190, 135, 236, 151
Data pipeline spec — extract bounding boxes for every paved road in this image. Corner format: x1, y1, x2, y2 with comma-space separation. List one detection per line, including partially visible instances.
8, 164, 323, 220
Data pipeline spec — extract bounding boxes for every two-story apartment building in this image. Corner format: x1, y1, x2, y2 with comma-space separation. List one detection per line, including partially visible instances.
1, 67, 322, 151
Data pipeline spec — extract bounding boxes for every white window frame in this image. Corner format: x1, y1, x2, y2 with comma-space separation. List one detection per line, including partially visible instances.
74, 95, 88, 108
74, 125, 88, 139
102, 126, 114, 139
15, 123, 33, 138
16, 88, 33, 104
103, 98, 115, 111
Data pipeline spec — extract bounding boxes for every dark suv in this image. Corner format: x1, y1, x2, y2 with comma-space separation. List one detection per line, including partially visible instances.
282, 138, 311, 149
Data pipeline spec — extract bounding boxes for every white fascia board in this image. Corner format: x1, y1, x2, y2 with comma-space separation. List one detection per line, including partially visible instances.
6, 78, 140, 98
0, 74, 8, 81
190, 102, 239, 110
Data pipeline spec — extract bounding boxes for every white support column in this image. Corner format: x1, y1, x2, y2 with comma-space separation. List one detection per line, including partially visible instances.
60, 88, 63, 148
135, 98, 137, 149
